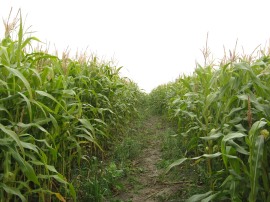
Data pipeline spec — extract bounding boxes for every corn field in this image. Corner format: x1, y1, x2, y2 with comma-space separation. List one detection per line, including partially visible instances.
2, 11, 270, 202
150, 49, 270, 201
0, 15, 141, 201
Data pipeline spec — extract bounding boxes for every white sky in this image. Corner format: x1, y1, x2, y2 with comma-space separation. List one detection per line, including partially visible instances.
1, 0, 270, 92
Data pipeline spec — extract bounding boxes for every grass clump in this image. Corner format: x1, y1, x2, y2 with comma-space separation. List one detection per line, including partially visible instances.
75, 157, 124, 202
114, 137, 143, 163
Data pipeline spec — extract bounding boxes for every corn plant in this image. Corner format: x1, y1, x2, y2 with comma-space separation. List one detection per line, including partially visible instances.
0, 12, 141, 201
158, 50, 270, 201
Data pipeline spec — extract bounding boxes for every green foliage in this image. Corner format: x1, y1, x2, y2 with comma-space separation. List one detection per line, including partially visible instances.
160, 128, 183, 162
148, 83, 174, 115
0, 14, 141, 201
152, 52, 270, 201
75, 157, 124, 202
113, 137, 142, 163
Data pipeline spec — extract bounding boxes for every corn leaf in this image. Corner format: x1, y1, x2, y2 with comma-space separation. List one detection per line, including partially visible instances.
0, 183, 26, 202
0, 123, 24, 152
8, 146, 40, 185
165, 157, 187, 174
249, 135, 264, 202
186, 191, 213, 202
4, 66, 33, 99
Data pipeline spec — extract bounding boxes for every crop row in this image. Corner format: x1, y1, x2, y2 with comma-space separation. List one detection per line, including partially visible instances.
0, 16, 141, 201
150, 50, 270, 201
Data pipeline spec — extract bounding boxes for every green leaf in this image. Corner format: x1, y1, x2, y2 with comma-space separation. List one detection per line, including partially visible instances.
201, 192, 220, 202
0, 123, 24, 153
228, 116, 242, 125
18, 92, 33, 122
77, 132, 103, 152
226, 107, 243, 117
249, 120, 267, 144
0, 46, 11, 66
201, 152, 222, 158
36, 90, 65, 112
0, 183, 26, 202
8, 146, 40, 185
20, 141, 39, 153
186, 191, 213, 202
192, 152, 222, 160
4, 66, 33, 99
165, 158, 187, 174
0, 105, 12, 120
45, 165, 58, 173
62, 89, 76, 96
39, 174, 67, 184
221, 133, 245, 169
50, 114, 60, 136
0, 137, 13, 146
68, 183, 77, 201
79, 119, 95, 136
222, 132, 246, 142
249, 135, 264, 202
234, 124, 247, 132
17, 122, 49, 134
200, 132, 223, 140
204, 92, 218, 110
227, 140, 249, 155
21, 36, 41, 49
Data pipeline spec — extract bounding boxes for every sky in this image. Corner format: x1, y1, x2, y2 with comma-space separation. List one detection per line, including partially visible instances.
1, 0, 270, 92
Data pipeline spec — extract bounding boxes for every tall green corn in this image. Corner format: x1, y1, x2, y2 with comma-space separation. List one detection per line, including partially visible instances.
155, 49, 270, 201
0, 12, 141, 201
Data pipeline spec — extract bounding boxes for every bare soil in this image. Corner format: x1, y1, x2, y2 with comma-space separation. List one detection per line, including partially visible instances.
112, 115, 183, 202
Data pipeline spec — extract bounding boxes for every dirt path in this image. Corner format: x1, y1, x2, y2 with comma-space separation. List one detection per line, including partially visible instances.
113, 115, 181, 202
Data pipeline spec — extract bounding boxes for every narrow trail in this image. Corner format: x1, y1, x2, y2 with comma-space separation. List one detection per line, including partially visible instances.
113, 115, 181, 202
